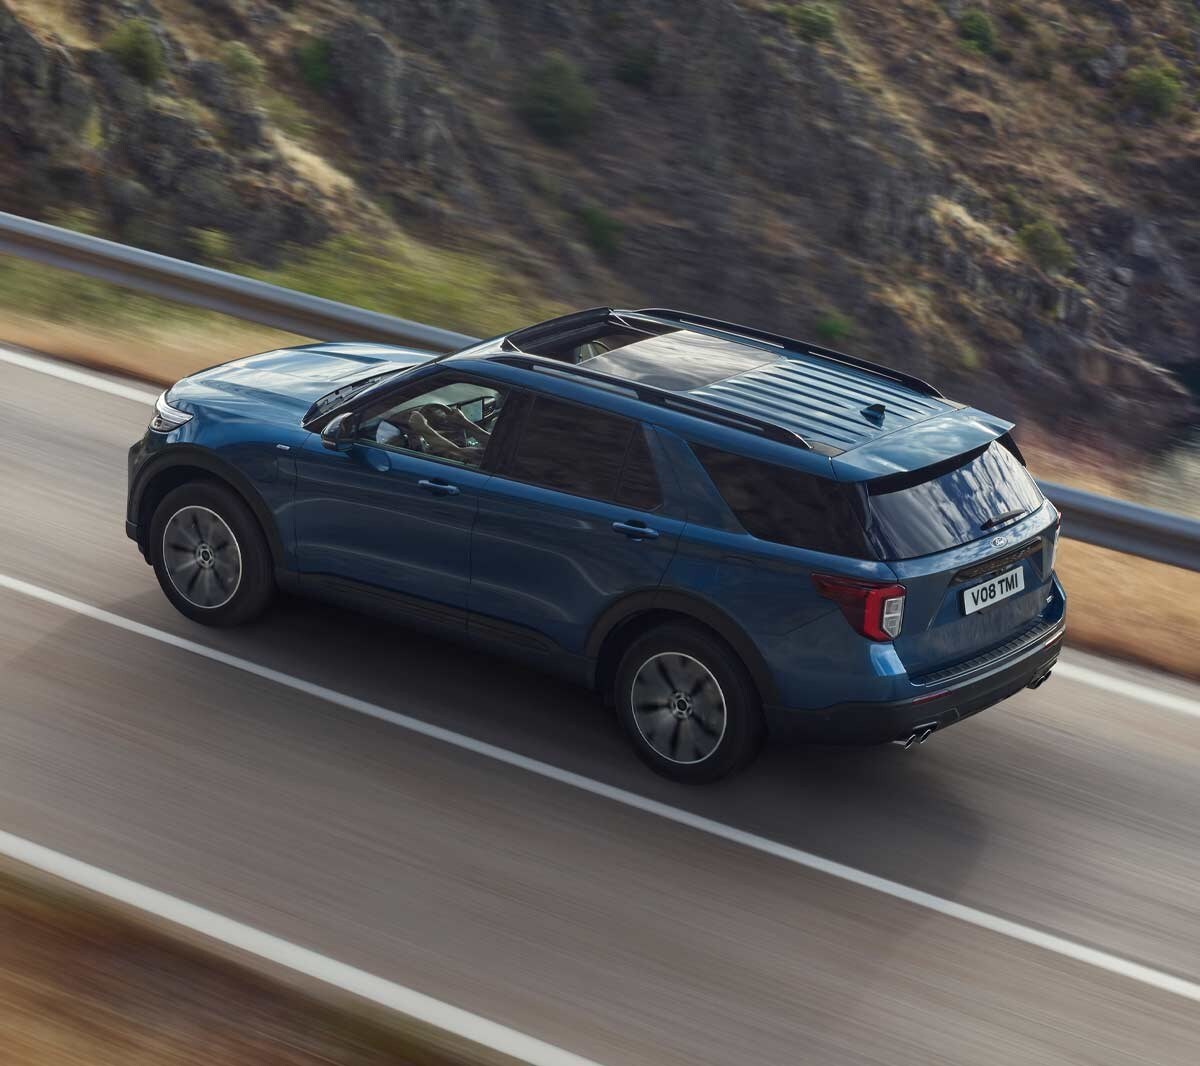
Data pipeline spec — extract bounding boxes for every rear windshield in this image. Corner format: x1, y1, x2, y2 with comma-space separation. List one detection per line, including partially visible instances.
863, 441, 1043, 559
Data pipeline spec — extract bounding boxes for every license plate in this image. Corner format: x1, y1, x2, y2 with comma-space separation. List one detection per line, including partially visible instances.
962, 565, 1025, 615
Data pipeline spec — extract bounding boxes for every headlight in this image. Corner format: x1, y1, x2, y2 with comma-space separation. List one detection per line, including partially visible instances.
150, 391, 192, 433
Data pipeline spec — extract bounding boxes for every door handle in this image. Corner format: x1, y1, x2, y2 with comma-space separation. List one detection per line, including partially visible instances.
418, 478, 461, 497
612, 520, 659, 541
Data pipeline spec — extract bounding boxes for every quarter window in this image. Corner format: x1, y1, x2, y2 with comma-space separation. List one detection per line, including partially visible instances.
692, 444, 872, 556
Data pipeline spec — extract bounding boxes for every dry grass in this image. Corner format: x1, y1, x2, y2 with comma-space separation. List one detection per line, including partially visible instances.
1055, 539, 1199, 681
4, 0, 95, 47
0, 311, 306, 387
0, 869, 486, 1066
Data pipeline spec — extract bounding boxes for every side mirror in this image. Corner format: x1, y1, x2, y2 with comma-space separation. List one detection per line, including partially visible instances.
321, 412, 357, 451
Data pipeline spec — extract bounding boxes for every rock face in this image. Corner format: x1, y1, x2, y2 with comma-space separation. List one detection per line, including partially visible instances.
0, 0, 1195, 447
0, 6, 94, 208
0, 0, 326, 262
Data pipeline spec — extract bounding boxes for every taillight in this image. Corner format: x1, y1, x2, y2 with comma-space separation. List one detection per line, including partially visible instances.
812, 573, 906, 641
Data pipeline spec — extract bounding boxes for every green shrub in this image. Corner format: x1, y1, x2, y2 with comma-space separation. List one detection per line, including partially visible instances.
792, 3, 838, 42
1123, 63, 1182, 119
1018, 220, 1072, 273
105, 19, 165, 85
220, 41, 264, 88
814, 311, 853, 344
958, 10, 996, 55
771, 3, 837, 42
516, 55, 596, 145
616, 44, 659, 90
578, 205, 622, 255
297, 37, 333, 92
1000, 184, 1036, 228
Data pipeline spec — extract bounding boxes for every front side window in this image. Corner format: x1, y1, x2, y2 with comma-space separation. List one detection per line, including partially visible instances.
356, 375, 509, 469
507, 396, 661, 506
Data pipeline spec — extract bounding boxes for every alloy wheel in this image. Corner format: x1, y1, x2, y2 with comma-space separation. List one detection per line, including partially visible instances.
161, 505, 243, 609
630, 652, 728, 764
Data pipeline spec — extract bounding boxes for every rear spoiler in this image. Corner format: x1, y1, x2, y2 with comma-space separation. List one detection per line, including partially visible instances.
830, 408, 1014, 482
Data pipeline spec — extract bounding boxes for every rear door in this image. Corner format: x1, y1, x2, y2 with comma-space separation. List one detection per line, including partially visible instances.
863, 441, 1059, 678
468, 394, 683, 655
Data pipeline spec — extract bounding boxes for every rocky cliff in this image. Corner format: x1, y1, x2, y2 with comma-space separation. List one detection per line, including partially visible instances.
1, 0, 1196, 450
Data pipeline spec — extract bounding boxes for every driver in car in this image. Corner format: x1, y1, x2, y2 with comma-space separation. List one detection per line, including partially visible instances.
377, 403, 492, 463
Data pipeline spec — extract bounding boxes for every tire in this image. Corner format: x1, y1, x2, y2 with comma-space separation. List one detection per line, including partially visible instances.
613, 622, 765, 783
149, 480, 274, 627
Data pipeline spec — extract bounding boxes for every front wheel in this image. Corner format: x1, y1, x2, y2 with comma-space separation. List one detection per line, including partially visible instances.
149, 480, 274, 626
614, 623, 765, 783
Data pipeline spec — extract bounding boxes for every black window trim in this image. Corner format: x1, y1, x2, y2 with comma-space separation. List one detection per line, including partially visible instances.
493, 388, 665, 510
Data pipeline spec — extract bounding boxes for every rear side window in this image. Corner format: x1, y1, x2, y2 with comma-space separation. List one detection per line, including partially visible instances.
692, 444, 871, 556
510, 395, 656, 504
864, 441, 1044, 559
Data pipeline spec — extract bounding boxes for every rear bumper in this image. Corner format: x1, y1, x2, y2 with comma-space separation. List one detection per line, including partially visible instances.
764, 619, 1065, 745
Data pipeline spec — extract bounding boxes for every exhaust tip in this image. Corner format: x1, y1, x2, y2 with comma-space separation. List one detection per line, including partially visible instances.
917, 727, 935, 744
891, 733, 918, 749
1027, 669, 1053, 690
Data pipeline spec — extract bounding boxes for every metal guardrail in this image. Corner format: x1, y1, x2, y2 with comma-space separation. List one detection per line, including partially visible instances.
1038, 482, 1199, 571
0, 211, 475, 352
1, 210, 1197, 571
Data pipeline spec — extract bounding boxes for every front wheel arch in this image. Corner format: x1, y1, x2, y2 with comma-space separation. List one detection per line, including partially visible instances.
133, 449, 284, 566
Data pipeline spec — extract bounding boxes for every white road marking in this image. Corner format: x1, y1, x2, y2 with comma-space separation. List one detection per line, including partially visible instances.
0, 828, 604, 1066
1, 570, 1198, 1007
1053, 660, 1200, 719
0, 344, 159, 405
4, 342, 1196, 720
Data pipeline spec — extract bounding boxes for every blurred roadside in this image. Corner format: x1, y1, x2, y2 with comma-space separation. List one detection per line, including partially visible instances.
0, 868, 493, 1066
1, 254, 1195, 682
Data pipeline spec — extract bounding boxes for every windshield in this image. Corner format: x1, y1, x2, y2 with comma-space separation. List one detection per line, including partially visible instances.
863, 441, 1043, 559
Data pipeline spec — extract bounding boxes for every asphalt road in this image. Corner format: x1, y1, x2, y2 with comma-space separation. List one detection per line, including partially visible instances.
1, 352, 1198, 1064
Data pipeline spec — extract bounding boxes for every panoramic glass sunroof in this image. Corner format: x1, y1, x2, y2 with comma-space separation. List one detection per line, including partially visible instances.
580, 331, 776, 391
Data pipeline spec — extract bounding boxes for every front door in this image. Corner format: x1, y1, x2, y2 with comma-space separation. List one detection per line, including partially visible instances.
292, 371, 511, 632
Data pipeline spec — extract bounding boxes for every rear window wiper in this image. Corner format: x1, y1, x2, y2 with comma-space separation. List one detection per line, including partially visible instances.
980, 508, 1027, 531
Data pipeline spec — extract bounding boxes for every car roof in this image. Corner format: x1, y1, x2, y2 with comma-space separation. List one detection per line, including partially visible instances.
460, 308, 967, 460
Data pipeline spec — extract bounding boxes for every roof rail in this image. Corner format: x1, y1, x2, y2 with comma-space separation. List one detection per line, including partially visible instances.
490, 354, 825, 452
633, 308, 945, 398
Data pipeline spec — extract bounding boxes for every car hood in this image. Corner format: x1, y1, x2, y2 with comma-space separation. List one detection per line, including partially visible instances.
167, 343, 438, 421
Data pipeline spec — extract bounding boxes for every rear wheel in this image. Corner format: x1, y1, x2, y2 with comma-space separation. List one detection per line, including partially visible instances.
150, 481, 274, 626
613, 623, 764, 783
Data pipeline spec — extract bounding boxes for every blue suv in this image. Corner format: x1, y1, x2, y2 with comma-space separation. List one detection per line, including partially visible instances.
127, 308, 1066, 781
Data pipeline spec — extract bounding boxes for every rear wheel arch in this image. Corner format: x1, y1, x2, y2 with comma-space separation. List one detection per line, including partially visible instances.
589, 591, 780, 707
134, 450, 283, 566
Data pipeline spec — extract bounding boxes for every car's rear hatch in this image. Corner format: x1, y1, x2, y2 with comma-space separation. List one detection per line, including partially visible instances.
851, 433, 1060, 679
886, 506, 1060, 680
